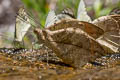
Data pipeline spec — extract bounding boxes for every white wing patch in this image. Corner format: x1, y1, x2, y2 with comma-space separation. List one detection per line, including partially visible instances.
77, 0, 92, 22
15, 8, 31, 42
45, 10, 57, 27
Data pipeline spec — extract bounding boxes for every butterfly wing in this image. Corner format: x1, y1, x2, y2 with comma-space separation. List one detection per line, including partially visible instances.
45, 10, 56, 27
77, 0, 91, 22
15, 8, 31, 42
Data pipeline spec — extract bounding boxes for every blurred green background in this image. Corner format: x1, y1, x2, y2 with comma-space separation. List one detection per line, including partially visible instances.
22, 0, 120, 26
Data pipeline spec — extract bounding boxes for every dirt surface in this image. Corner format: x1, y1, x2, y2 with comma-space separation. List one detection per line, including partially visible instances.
0, 47, 120, 80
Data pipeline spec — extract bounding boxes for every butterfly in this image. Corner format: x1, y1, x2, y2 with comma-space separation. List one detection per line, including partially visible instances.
14, 0, 91, 46
45, 8, 75, 27
77, 0, 91, 22
15, 8, 31, 42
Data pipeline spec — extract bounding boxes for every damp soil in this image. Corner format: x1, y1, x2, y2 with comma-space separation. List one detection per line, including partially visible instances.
0, 48, 120, 80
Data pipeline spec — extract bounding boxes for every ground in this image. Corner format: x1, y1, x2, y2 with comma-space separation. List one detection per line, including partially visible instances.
0, 48, 120, 80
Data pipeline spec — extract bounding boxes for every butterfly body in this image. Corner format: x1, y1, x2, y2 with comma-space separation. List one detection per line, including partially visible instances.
55, 8, 75, 21
109, 8, 120, 15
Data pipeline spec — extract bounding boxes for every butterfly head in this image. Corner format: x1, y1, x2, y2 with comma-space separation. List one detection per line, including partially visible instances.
61, 8, 75, 18
109, 8, 120, 15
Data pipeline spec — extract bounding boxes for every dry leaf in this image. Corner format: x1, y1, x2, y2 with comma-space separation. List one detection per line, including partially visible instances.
92, 15, 120, 32
34, 19, 105, 68
93, 15, 120, 53
96, 30, 120, 53
48, 19, 104, 39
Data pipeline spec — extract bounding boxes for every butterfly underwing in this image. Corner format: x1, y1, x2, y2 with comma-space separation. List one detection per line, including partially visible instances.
15, 8, 31, 42
45, 10, 57, 27
77, 0, 92, 22
14, 7, 44, 48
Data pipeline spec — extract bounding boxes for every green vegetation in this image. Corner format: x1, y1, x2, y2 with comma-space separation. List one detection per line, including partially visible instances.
22, 0, 48, 26
21, 0, 120, 25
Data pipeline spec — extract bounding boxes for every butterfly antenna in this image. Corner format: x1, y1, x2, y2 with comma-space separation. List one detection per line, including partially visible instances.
16, 9, 44, 29
0, 33, 14, 40
17, 14, 36, 28
0, 33, 14, 47
26, 11, 44, 28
